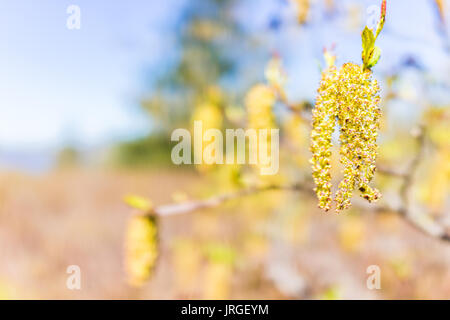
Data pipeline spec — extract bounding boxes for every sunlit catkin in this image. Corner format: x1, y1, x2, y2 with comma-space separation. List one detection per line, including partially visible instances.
335, 63, 381, 210
125, 215, 159, 286
310, 66, 339, 211
311, 63, 381, 211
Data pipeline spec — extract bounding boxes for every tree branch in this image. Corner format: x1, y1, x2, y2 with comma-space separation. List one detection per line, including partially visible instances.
143, 182, 314, 217
376, 125, 450, 243
134, 126, 449, 243
394, 125, 450, 242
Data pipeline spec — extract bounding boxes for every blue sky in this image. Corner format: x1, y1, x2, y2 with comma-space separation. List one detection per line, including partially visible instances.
0, 0, 448, 153
0, 0, 188, 150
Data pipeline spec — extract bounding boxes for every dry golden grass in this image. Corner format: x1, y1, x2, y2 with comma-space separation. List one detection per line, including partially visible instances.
0, 168, 449, 299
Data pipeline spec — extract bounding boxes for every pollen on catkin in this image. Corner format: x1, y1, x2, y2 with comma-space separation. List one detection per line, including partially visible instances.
310, 66, 339, 211
125, 215, 159, 286
310, 63, 382, 212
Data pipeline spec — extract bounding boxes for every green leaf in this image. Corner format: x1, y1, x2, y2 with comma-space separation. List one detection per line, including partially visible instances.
366, 46, 381, 69
361, 27, 375, 66
124, 194, 153, 211
361, 1, 386, 70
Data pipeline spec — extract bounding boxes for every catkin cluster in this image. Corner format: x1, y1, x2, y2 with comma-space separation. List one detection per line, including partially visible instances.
125, 215, 159, 286
310, 63, 381, 211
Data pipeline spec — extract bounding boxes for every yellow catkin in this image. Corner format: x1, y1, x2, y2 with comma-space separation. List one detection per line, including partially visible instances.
245, 84, 277, 175
310, 63, 381, 211
125, 215, 159, 286
245, 84, 276, 131
191, 101, 223, 171
335, 63, 381, 211
310, 66, 339, 211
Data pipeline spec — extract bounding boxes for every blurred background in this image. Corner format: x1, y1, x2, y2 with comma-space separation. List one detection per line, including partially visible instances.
0, 0, 449, 299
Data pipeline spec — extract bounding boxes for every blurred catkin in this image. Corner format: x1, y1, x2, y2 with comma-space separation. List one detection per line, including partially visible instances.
191, 101, 223, 171
125, 215, 159, 286
245, 84, 276, 133
245, 84, 277, 177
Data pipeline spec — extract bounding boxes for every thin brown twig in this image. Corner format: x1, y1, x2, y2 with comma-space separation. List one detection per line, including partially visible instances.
144, 182, 314, 217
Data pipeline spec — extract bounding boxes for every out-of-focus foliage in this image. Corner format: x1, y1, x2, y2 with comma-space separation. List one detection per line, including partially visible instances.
111, 135, 173, 168
125, 215, 159, 287
111, 0, 246, 168
140, 0, 239, 134
419, 106, 450, 212
118, 0, 450, 299
2, 0, 450, 300
56, 146, 80, 168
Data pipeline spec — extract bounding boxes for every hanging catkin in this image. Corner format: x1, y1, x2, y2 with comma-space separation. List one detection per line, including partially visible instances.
311, 63, 381, 211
